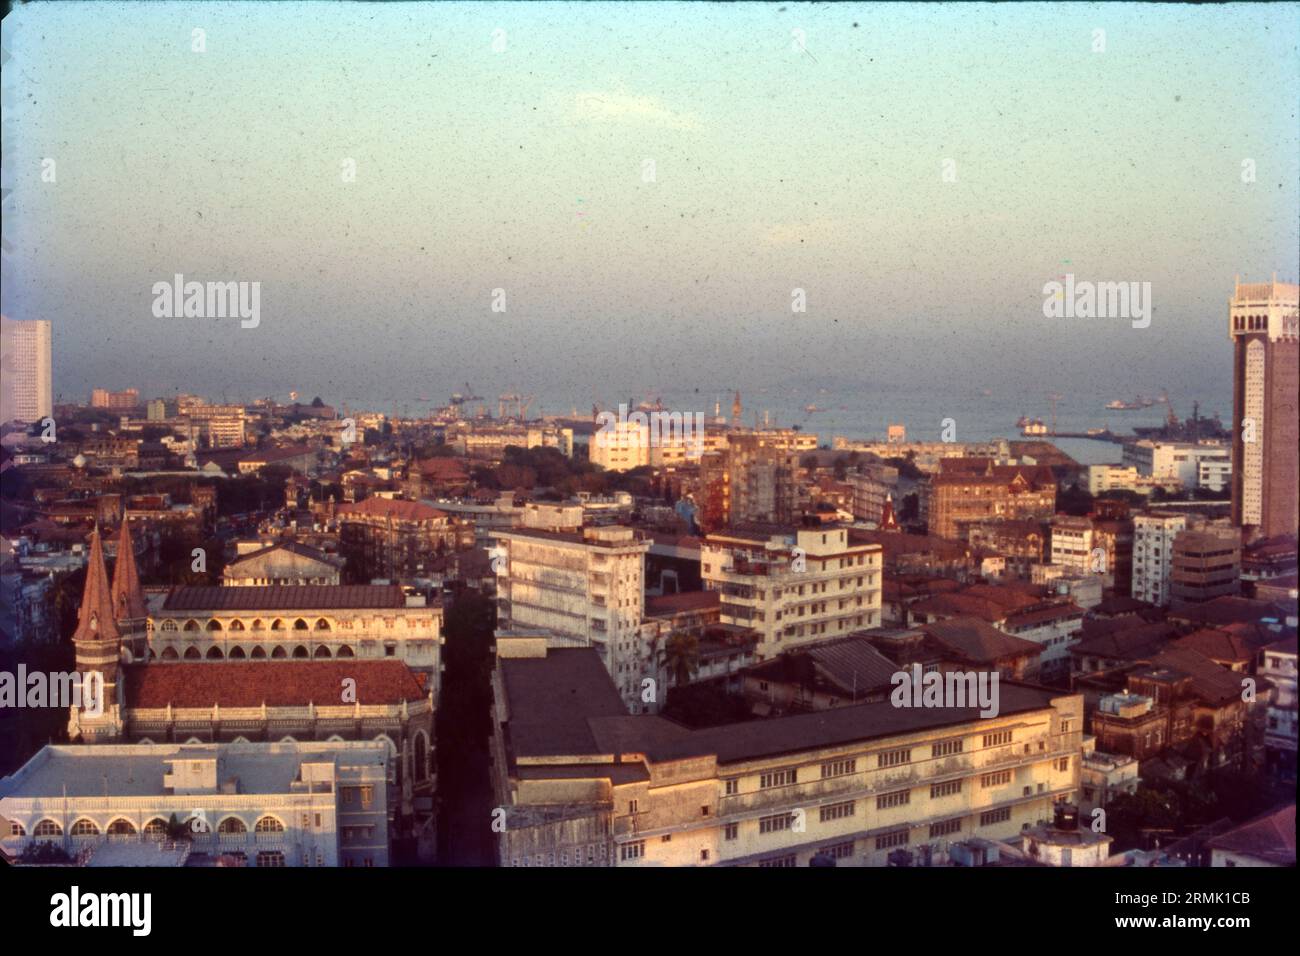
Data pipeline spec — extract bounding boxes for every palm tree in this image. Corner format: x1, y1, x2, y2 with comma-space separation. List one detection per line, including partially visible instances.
660, 630, 700, 689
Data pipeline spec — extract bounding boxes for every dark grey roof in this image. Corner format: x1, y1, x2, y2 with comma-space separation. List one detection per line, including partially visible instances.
499, 649, 628, 757
162, 585, 407, 611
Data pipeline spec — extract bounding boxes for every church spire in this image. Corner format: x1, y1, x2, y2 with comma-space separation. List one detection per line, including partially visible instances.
112, 520, 147, 623
73, 525, 122, 644
880, 493, 899, 532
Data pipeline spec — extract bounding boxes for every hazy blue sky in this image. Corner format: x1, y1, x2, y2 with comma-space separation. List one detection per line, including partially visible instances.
2, 1, 1296, 415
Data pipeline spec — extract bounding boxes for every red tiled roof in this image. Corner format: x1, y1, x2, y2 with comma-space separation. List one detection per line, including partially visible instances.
1172, 628, 1258, 663
1204, 803, 1295, 865
123, 660, 425, 708
336, 497, 448, 522
162, 584, 407, 611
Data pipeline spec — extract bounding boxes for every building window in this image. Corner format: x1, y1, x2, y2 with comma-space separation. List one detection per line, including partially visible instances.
877, 748, 911, 768
759, 769, 798, 789
932, 738, 963, 758
724, 779, 738, 796
759, 813, 794, 834
758, 854, 798, 868
360, 786, 374, 808
822, 840, 855, 860
980, 770, 1012, 788
724, 823, 739, 841
256, 851, 286, 867
877, 790, 910, 810
929, 818, 962, 838
980, 807, 1012, 826
982, 730, 1012, 748
629, 799, 639, 814
701, 849, 710, 862
875, 830, 908, 850
930, 780, 962, 799
620, 841, 645, 861
820, 801, 855, 822
820, 758, 857, 779
1056, 757, 1070, 772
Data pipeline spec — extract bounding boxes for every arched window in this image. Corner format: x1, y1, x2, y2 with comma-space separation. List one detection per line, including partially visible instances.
107, 819, 137, 835
205, 647, 224, 660
143, 819, 167, 839
250, 646, 266, 659
313, 645, 332, 659
9, 822, 26, 836
293, 618, 309, 631
161, 620, 178, 632
206, 620, 223, 631
183, 620, 201, 632
251, 619, 265, 631
315, 618, 331, 631
271, 619, 285, 630
71, 819, 100, 836
217, 817, 247, 834
35, 820, 63, 837
414, 731, 429, 781
228, 646, 246, 659
256, 850, 285, 867
255, 816, 285, 833
229, 620, 245, 631
292, 645, 310, 659
336, 645, 354, 658
161, 647, 180, 660
183, 647, 202, 660
271, 646, 288, 658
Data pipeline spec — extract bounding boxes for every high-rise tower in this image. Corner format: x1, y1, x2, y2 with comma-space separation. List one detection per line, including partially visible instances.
1229, 275, 1299, 541
0, 316, 53, 424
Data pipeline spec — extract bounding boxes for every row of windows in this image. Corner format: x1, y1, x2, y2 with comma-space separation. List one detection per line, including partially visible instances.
20, 814, 289, 837
729, 727, 1035, 796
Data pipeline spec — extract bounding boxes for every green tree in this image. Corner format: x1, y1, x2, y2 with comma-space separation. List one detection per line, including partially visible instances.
660, 630, 700, 688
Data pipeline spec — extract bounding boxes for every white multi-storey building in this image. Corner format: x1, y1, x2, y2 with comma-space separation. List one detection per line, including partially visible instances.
0, 741, 391, 867
701, 526, 883, 660
1122, 440, 1230, 489
0, 317, 53, 425
494, 514, 652, 709
1131, 513, 1188, 606
590, 419, 651, 471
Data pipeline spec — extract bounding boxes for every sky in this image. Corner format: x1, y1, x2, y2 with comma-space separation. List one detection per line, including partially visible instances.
1, 1, 1297, 417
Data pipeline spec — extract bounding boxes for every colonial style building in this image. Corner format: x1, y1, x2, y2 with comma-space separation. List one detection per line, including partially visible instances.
0, 741, 391, 867
490, 640, 1085, 868
61, 523, 442, 859
147, 584, 442, 683
336, 496, 470, 581
924, 459, 1057, 541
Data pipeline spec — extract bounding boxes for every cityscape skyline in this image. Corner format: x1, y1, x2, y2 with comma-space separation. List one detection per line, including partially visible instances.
1, 0, 1295, 911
